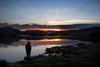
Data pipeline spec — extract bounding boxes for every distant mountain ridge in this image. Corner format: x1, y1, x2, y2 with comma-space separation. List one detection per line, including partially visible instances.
0, 23, 100, 30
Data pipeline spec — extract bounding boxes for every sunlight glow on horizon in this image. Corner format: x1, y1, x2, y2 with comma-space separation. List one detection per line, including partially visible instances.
19, 27, 66, 31
47, 19, 100, 25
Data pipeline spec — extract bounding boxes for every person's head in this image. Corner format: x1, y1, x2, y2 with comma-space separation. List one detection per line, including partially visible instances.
27, 41, 31, 44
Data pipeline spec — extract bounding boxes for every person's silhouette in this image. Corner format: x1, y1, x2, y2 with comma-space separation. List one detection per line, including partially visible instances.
25, 41, 32, 58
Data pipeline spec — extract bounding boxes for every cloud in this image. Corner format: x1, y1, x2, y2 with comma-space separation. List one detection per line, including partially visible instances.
47, 19, 100, 25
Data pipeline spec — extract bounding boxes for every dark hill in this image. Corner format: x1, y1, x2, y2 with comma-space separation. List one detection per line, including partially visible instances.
0, 27, 20, 37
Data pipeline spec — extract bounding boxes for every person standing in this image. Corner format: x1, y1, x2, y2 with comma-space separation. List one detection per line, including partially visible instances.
25, 41, 32, 58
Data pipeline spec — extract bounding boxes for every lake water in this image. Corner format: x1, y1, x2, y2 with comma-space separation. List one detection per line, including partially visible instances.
0, 37, 91, 62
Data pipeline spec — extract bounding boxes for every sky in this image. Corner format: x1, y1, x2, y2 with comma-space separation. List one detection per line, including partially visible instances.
0, 0, 100, 25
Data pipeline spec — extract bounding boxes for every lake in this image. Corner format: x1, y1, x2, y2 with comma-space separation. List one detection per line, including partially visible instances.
0, 37, 91, 62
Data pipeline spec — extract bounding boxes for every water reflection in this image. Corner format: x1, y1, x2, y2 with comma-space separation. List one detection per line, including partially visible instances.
0, 37, 92, 62
0, 37, 20, 44
24, 38, 65, 42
